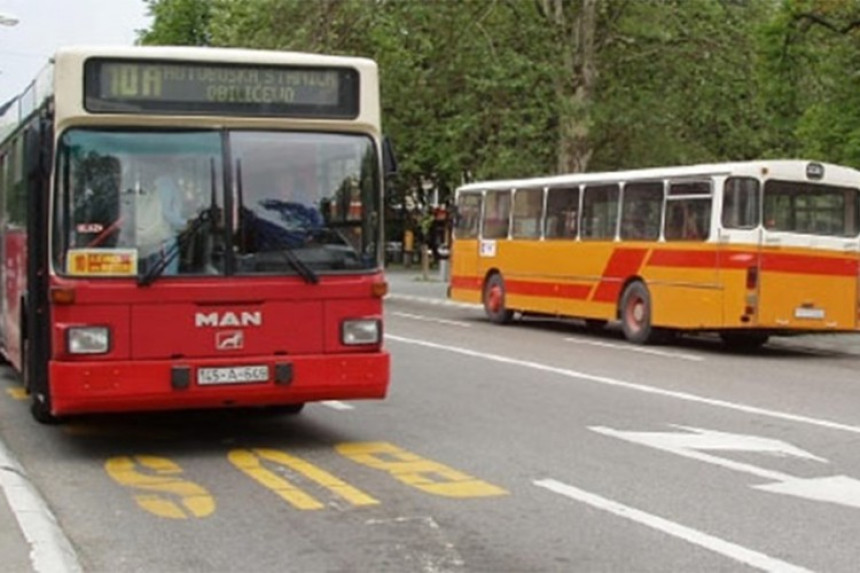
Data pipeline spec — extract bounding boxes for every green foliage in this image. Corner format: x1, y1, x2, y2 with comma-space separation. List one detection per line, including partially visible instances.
138, 0, 212, 46
138, 0, 860, 197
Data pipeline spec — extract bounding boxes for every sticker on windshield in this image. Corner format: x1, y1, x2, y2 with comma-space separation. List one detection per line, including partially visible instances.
67, 248, 138, 276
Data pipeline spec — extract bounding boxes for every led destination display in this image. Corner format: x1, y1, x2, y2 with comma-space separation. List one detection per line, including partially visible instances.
84, 59, 359, 118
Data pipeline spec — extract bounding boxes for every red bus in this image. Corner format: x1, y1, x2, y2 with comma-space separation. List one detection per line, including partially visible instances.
0, 46, 394, 422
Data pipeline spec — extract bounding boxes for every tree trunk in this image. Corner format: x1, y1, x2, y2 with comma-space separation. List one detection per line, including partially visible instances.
539, 0, 597, 174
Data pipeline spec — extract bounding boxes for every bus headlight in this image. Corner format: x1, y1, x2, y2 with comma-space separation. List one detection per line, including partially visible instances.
341, 319, 381, 345
67, 326, 110, 354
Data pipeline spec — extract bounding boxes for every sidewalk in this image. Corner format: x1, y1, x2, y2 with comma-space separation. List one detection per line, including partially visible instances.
0, 480, 33, 573
384, 265, 450, 300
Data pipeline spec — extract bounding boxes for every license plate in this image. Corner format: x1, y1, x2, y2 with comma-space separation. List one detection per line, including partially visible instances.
197, 365, 269, 385
794, 307, 825, 320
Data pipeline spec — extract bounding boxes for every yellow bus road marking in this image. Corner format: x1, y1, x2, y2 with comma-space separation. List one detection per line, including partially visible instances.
228, 448, 379, 510
6, 388, 27, 400
563, 337, 705, 361
336, 442, 507, 498
105, 456, 215, 519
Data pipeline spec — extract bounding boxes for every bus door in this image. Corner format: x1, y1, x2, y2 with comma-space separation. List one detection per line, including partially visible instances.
717, 176, 763, 328
450, 191, 483, 302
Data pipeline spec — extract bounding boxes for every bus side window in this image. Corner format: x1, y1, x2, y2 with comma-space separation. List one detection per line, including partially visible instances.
482, 190, 511, 239
512, 188, 542, 239
454, 192, 482, 239
545, 186, 579, 240
665, 199, 710, 241
620, 181, 662, 241
581, 184, 619, 240
723, 177, 760, 229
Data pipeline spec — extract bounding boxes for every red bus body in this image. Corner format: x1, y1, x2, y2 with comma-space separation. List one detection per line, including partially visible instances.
47, 275, 388, 415
0, 46, 392, 421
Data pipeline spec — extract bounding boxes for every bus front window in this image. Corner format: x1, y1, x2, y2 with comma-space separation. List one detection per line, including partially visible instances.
230, 131, 381, 274
53, 130, 224, 278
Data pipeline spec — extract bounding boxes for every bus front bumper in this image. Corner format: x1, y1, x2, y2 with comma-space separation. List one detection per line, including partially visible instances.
48, 351, 389, 416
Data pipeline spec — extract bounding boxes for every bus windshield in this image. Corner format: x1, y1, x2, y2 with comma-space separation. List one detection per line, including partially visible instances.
52, 129, 381, 279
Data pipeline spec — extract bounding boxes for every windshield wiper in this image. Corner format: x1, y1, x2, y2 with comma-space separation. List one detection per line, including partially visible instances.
139, 159, 220, 286
138, 208, 213, 286
236, 160, 319, 285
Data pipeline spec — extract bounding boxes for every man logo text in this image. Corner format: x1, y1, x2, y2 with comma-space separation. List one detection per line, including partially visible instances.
195, 311, 262, 328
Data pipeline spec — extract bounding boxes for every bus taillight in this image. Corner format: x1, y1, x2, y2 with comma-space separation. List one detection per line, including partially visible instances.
746, 266, 758, 290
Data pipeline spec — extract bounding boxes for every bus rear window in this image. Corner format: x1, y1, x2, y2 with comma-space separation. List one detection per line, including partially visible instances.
763, 180, 859, 237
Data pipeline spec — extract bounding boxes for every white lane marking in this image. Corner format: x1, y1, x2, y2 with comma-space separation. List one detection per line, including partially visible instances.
0, 438, 83, 573
392, 312, 472, 328
386, 294, 480, 310
564, 337, 704, 361
385, 334, 860, 435
321, 401, 354, 411
534, 478, 813, 573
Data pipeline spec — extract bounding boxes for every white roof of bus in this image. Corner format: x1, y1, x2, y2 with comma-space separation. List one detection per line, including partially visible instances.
1, 45, 379, 141
456, 160, 860, 192
53, 45, 378, 68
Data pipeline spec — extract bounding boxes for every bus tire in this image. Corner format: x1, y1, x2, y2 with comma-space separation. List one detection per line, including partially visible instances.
483, 273, 514, 324
22, 334, 59, 424
619, 281, 658, 344
30, 394, 59, 424
720, 332, 769, 351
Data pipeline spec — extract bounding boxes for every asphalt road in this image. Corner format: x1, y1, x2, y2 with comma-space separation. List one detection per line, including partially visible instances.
2, 282, 860, 571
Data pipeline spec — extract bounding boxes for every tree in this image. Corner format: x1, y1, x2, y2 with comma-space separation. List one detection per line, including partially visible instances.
138, 0, 212, 46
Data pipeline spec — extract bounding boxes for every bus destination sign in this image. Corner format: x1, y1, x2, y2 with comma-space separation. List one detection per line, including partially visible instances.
84, 59, 359, 118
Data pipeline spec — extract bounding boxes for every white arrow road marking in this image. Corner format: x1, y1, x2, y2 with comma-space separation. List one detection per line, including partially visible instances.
754, 475, 860, 508
534, 478, 814, 573
592, 425, 827, 462
592, 425, 860, 509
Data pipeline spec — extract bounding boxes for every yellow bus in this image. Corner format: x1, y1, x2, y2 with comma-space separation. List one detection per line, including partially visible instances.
449, 160, 860, 348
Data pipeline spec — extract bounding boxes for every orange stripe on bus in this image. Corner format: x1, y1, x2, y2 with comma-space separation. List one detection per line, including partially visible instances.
760, 252, 858, 277
647, 249, 720, 269
647, 248, 858, 276
450, 276, 482, 290
591, 248, 648, 302
507, 280, 591, 299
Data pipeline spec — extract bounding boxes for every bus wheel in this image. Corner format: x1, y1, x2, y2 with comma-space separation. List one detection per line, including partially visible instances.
30, 392, 58, 424
483, 273, 514, 324
620, 282, 657, 344
720, 332, 769, 351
